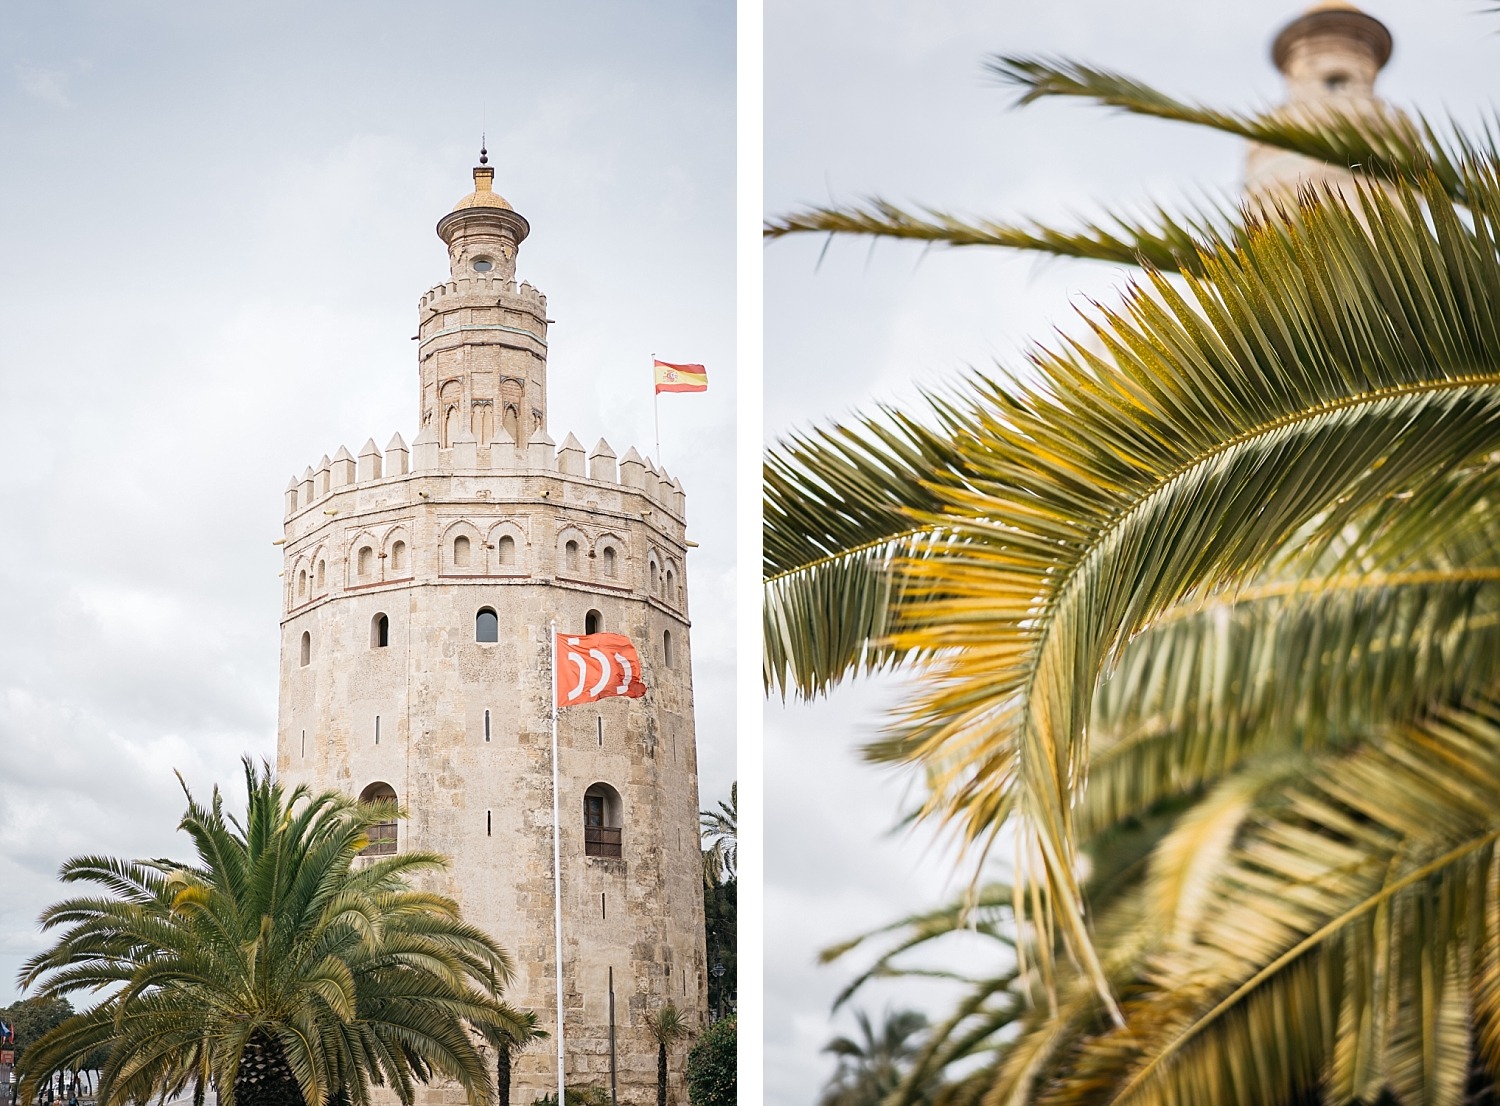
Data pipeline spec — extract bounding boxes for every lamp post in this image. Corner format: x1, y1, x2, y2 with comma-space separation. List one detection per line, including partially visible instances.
709, 962, 725, 1022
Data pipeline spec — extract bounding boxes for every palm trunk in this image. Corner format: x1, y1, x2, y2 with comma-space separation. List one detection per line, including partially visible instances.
235, 1030, 305, 1106
657, 1042, 667, 1106
497, 1043, 512, 1106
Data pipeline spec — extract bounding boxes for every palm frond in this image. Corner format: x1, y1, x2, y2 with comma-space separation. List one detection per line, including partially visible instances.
765, 196, 1234, 274
1034, 703, 1500, 1106
989, 56, 1480, 204
853, 164, 1500, 1000
764, 406, 970, 696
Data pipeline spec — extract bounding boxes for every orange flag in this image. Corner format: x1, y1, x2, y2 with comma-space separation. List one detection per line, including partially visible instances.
555, 632, 648, 706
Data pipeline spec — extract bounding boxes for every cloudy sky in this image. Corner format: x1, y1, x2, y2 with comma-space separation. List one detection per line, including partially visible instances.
765, 1, 1498, 1101
0, 1, 734, 1006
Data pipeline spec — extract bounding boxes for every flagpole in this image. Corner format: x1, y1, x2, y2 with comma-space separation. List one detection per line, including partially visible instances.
652, 354, 662, 465
550, 620, 566, 1106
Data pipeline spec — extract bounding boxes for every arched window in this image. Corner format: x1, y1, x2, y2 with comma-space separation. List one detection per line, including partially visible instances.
584, 783, 623, 858
297, 569, 308, 599
299, 631, 311, 667
476, 607, 499, 643
602, 546, 617, 578
316, 559, 326, 589
359, 782, 398, 856
357, 545, 373, 578
453, 534, 472, 568
497, 534, 516, 566
663, 629, 673, 668
565, 540, 580, 573
585, 609, 603, 635
666, 567, 676, 602
372, 613, 389, 648
390, 540, 407, 573
650, 561, 660, 594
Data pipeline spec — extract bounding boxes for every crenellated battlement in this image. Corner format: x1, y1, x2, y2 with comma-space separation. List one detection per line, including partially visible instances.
284, 429, 685, 522
418, 275, 547, 312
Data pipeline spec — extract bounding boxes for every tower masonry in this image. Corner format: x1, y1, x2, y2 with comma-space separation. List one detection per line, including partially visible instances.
275, 151, 707, 1105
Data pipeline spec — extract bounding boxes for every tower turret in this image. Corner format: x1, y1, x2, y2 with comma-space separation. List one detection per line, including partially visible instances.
1246, 1, 1402, 204
419, 145, 550, 449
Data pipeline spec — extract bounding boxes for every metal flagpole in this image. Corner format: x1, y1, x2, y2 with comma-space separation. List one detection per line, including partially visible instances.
652, 354, 662, 464
550, 620, 566, 1106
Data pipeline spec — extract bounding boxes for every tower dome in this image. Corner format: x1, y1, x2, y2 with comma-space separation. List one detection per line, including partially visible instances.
436, 143, 530, 283
1272, 1, 1393, 79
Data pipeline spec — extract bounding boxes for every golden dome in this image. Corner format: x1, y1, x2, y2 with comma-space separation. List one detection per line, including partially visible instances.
452, 164, 513, 212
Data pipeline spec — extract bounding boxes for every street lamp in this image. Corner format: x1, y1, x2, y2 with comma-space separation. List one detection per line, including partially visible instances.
709, 962, 726, 1021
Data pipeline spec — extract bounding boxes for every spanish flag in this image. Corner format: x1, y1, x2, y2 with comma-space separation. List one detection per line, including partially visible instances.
653, 359, 708, 394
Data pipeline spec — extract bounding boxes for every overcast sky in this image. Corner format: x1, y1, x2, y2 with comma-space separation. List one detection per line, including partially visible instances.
0, 1, 734, 1008
765, 1, 1499, 1101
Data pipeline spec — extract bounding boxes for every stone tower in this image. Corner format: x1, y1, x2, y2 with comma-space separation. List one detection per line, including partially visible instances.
275, 149, 707, 1105
1246, 0, 1399, 203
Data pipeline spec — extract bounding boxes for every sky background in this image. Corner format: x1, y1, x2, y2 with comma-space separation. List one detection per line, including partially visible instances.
765, 1, 1499, 1102
0, 1, 735, 1008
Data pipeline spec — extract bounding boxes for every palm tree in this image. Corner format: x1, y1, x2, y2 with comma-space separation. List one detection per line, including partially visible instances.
645, 1004, 688, 1106
16, 759, 536, 1106
818, 1008, 933, 1106
766, 20, 1500, 1106
700, 783, 737, 887
494, 1011, 541, 1106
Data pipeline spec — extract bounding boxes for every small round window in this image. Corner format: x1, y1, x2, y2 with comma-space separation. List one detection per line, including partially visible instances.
473, 258, 495, 272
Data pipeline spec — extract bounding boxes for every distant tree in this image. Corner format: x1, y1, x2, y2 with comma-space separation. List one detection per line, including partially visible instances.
699, 784, 736, 886
684, 1016, 734, 1106
702, 874, 736, 1020
646, 1004, 689, 1106
0, 997, 72, 1069
819, 1009, 932, 1106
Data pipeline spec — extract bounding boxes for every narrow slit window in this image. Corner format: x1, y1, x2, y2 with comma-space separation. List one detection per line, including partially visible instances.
374, 715, 380, 745
663, 629, 673, 668
602, 892, 607, 920
484, 709, 491, 741
301, 729, 306, 758
487, 810, 492, 837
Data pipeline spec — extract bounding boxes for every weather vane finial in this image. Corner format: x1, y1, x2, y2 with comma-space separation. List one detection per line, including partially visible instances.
479, 134, 488, 166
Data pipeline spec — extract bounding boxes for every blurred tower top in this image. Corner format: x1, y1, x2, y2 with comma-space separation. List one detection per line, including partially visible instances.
1270, 1, 1393, 102
1245, 2, 1401, 203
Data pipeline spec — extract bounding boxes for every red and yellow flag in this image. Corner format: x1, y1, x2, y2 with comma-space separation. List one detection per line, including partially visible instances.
556, 632, 648, 707
653, 359, 708, 394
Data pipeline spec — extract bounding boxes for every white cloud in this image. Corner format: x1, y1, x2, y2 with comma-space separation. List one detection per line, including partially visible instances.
15, 62, 75, 106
